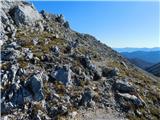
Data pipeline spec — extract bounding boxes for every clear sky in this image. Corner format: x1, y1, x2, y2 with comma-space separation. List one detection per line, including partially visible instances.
29, 1, 159, 48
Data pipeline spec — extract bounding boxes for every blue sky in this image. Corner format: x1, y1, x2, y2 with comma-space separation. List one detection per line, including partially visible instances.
29, 1, 159, 48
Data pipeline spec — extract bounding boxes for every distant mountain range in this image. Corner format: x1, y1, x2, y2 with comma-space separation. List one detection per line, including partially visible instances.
114, 47, 160, 53
120, 51, 160, 64
114, 48, 160, 77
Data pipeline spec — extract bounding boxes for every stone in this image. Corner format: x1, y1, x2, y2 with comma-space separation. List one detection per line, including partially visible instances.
22, 48, 33, 60
17, 68, 27, 76
80, 55, 96, 70
44, 38, 49, 45
63, 21, 70, 28
69, 111, 77, 118
10, 4, 41, 26
10, 84, 25, 106
88, 100, 96, 108
65, 41, 78, 54
25, 72, 44, 101
136, 110, 142, 116
44, 25, 52, 32
5, 24, 15, 33
51, 65, 72, 86
32, 57, 40, 64
111, 67, 119, 76
27, 52, 33, 60
1, 49, 21, 61
102, 67, 119, 77
35, 21, 44, 32
1, 102, 14, 114
114, 80, 135, 93
1, 72, 8, 85
93, 68, 102, 80
50, 106, 59, 116
32, 38, 38, 45
41, 54, 52, 62
63, 95, 70, 103
80, 88, 95, 107
80, 55, 102, 80
59, 105, 67, 114
0, 7, 9, 25
52, 46, 60, 57
53, 93, 60, 99
55, 33, 59, 39
117, 93, 144, 107
1, 116, 8, 120
120, 61, 128, 69
7, 42, 21, 49
40, 9, 56, 21
22, 87, 33, 102
40, 10, 48, 19
11, 29, 17, 38
42, 73, 49, 81
56, 14, 64, 24
0, 39, 4, 46
10, 64, 19, 83
35, 114, 41, 120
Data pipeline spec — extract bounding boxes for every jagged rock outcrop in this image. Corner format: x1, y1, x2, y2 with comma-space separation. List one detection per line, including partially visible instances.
0, 0, 41, 26
9, 4, 42, 26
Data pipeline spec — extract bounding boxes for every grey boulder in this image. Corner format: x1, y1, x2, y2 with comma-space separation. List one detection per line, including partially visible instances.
80, 88, 95, 107
10, 4, 42, 26
114, 80, 135, 93
7, 42, 21, 49
25, 72, 44, 101
22, 48, 33, 60
51, 65, 72, 86
81, 55, 96, 70
117, 93, 144, 107
52, 46, 60, 56
102, 67, 119, 77
1, 49, 21, 61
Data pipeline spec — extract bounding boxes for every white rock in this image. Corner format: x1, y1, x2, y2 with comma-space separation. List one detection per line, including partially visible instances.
11, 4, 42, 26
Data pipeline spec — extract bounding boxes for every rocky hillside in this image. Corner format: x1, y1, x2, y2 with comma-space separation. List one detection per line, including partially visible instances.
1, 1, 160, 120
146, 63, 160, 77
127, 58, 153, 70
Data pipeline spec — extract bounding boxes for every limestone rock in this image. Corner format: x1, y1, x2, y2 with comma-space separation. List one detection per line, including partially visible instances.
25, 72, 44, 101
10, 4, 41, 26
114, 80, 135, 93
80, 88, 95, 107
117, 93, 144, 107
51, 65, 72, 86
52, 46, 60, 56
102, 67, 119, 77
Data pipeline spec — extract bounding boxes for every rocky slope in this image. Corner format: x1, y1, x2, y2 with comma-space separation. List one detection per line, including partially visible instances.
127, 58, 153, 70
146, 63, 160, 77
1, 1, 160, 120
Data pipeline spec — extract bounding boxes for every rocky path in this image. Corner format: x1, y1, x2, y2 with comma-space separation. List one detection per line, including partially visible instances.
76, 108, 127, 120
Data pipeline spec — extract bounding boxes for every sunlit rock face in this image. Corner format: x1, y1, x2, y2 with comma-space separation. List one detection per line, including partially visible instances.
10, 4, 42, 26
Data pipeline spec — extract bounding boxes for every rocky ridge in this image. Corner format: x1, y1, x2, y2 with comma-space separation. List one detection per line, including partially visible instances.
146, 63, 160, 77
1, 1, 160, 120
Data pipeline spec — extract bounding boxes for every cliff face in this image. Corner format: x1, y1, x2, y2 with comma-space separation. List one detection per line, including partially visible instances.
1, 1, 160, 120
